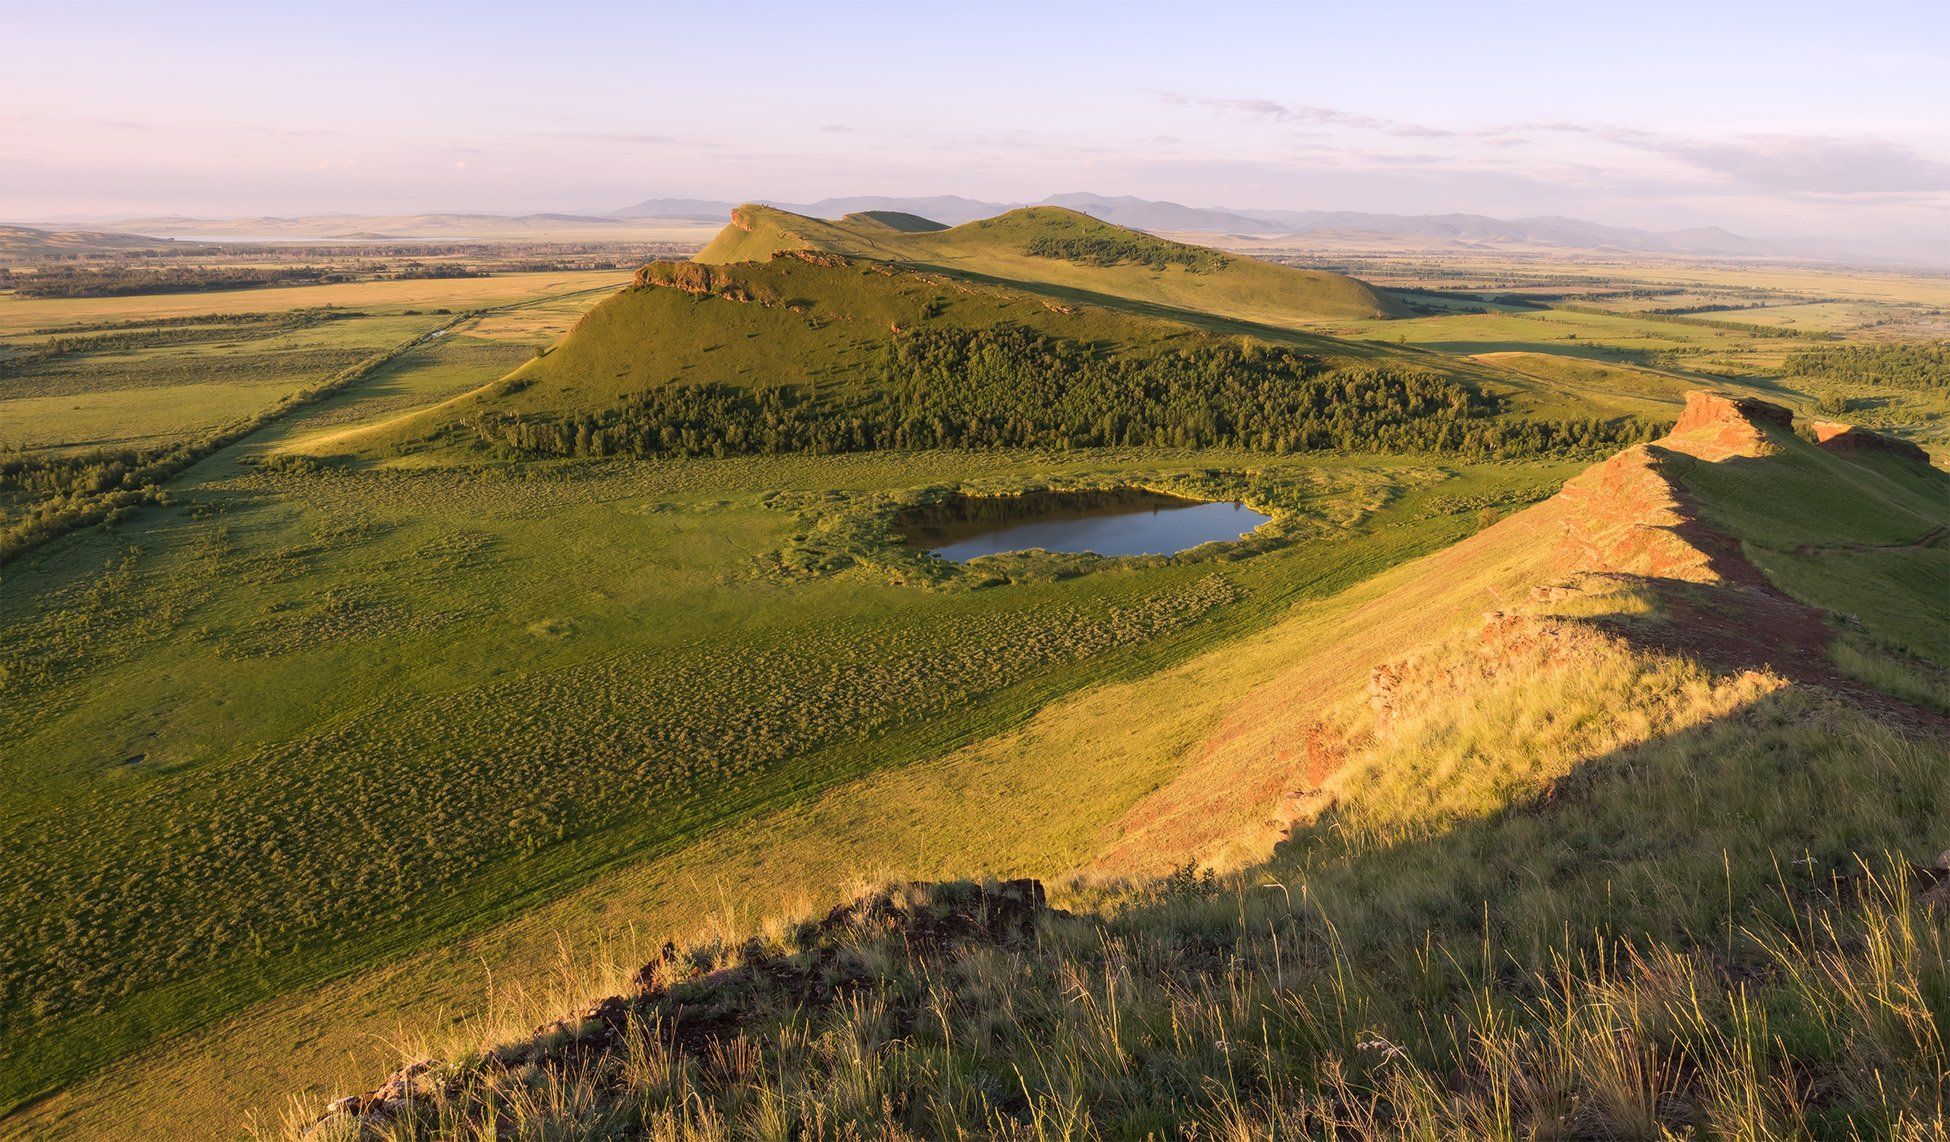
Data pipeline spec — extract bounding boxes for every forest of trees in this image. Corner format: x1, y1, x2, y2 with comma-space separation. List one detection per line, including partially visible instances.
0, 265, 355, 298
0, 447, 176, 561
1783, 341, 1947, 387
1023, 234, 1227, 272
465, 326, 1661, 462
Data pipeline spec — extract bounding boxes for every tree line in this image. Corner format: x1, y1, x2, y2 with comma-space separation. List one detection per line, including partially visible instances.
1, 262, 490, 299
1783, 341, 1946, 388
465, 326, 1661, 461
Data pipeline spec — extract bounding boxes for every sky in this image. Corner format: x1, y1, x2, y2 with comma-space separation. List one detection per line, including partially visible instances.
3, 0, 1946, 241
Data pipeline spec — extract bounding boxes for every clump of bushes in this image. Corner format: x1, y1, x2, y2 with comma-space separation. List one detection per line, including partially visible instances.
1025, 232, 1227, 272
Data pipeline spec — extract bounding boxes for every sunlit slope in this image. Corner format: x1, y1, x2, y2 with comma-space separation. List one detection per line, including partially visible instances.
1092, 392, 1947, 870
696, 203, 1408, 324
287, 249, 1425, 459
1471, 350, 1700, 419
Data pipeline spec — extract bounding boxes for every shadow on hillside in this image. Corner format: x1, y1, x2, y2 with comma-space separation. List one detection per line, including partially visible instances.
1254, 682, 1944, 974
320, 679, 1945, 1136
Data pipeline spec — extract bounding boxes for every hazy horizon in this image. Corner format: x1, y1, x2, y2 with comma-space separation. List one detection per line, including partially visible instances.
4, 0, 1946, 243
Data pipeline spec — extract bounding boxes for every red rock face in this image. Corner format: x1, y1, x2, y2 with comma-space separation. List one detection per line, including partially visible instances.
1810, 420, 1931, 464
1666, 390, 1794, 461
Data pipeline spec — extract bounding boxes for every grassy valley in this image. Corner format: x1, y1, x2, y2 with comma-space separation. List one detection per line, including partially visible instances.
0, 208, 1943, 1140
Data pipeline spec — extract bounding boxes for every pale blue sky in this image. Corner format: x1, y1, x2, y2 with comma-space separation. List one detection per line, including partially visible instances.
3, 0, 1945, 238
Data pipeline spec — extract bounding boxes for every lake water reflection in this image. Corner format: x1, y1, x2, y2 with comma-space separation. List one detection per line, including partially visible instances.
897, 489, 1272, 562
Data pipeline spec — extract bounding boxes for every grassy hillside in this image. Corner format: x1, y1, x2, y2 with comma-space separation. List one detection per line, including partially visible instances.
297, 248, 1651, 466
695, 203, 1409, 325
292, 393, 1947, 1139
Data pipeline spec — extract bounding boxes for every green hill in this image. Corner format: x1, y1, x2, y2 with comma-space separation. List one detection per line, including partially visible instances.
695, 203, 1409, 325
840, 210, 948, 233
293, 244, 1643, 464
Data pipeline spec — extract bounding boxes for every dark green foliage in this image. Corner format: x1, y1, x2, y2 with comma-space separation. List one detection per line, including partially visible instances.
1024, 233, 1227, 272
3, 265, 355, 298
1784, 341, 1948, 387
466, 326, 1662, 461
0, 449, 179, 561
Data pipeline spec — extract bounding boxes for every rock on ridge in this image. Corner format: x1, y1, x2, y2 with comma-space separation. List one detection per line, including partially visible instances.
1665, 390, 1795, 462
1811, 420, 1932, 465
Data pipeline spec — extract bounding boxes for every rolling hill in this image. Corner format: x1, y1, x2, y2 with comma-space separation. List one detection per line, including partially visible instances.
290, 213, 1670, 466
693, 203, 1409, 323
300, 391, 1948, 1138
0, 224, 185, 259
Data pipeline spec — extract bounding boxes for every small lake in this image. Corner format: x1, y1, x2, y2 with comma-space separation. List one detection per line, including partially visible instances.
897, 489, 1272, 562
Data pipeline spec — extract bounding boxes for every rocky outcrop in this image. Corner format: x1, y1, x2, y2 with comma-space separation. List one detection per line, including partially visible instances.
1665, 390, 1793, 461
1091, 387, 1946, 876
1810, 420, 1932, 465
1550, 443, 1717, 583
307, 879, 1051, 1135
633, 251, 848, 303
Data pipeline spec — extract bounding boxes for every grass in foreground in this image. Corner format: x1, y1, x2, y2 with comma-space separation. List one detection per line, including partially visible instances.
287, 673, 1950, 1139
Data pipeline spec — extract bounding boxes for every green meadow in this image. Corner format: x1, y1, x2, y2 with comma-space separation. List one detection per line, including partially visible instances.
1, 213, 1945, 1136
0, 432, 1573, 1112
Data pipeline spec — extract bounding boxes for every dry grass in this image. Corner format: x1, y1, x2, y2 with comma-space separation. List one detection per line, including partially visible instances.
280, 630, 1949, 1138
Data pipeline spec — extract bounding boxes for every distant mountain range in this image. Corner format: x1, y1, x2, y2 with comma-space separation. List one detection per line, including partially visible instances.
616, 193, 1938, 265
16, 195, 1943, 266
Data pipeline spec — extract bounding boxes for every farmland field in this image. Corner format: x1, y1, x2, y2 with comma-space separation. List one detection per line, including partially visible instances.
0, 272, 629, 454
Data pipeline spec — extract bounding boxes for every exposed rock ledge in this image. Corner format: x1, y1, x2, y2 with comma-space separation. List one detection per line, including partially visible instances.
1811, 420, 1931, 465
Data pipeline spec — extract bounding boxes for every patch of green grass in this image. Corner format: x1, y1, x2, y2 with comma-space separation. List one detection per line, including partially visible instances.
252, 330, 536, 446
0, 314, 441, 453
1831, 630, 1950, 712
1469, 350, 1699, 420
0, 440, 1565, 1115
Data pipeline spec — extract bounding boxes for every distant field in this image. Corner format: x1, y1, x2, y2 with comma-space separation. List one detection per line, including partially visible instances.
0, 269, 630, 333
1335, 305, 1742, 354
0, 313, 442, 454
0, 272, 627, 460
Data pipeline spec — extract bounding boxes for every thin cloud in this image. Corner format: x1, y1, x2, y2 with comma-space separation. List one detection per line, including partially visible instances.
1640, 134, 1950, 195
1166, 94, 1950, 197
1157, 92, 1456, 138
547, 130, 681, 145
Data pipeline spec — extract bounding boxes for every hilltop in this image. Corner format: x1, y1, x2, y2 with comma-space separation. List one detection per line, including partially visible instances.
694, 203, 1409, 323
302, 392, 1947, 1138
603, 192, 1941, 265
0, 224, 183, 259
